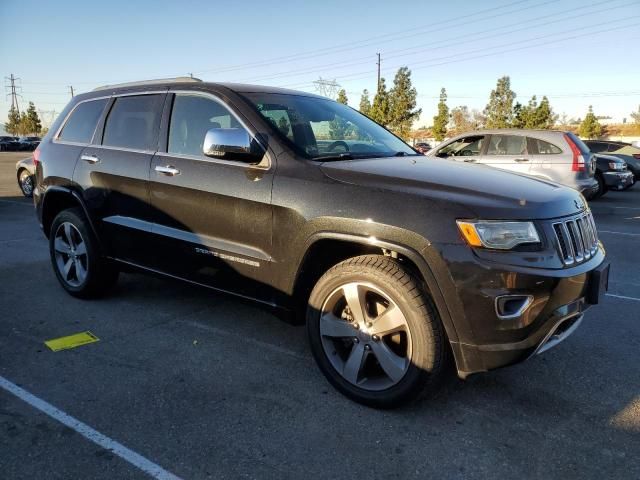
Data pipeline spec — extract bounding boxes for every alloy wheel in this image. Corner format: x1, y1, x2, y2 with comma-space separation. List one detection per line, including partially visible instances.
19, 171, 33, 196
53, 222, 88, 287
319, 282, 413, 391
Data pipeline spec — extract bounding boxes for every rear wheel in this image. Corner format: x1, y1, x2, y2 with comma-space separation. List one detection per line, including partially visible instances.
49, 208, 118, 298
18, 169, 34, 197
307, 255, 447, 408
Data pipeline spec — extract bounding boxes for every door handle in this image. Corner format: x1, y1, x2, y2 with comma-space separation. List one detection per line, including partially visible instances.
80, 154, 100, 164
514, 158, 529, 162
463, 158, 476, 163
155, 165, 180, 176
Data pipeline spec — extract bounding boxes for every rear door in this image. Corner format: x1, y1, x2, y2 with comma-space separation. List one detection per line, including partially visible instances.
526, 136, 565, 180
73, 92, 166, 263
479, 134, 531, 175
148, 91, 274, 300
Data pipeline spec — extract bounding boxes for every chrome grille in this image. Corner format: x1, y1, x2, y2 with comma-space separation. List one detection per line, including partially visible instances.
552, 211, 598, 265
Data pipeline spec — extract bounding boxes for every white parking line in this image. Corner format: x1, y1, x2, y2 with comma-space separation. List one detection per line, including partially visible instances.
598, 230, 640, 237
606, 293, 640, 302
0, 376, 181, 480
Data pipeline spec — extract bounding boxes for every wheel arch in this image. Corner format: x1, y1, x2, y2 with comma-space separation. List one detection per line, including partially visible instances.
291, 232, 463, 348
40, 186, 101, 245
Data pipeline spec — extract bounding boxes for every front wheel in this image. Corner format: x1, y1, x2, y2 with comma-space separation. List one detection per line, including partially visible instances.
307, 255, 447, 408
18, 169, 34, 197
49, 207, 118, 298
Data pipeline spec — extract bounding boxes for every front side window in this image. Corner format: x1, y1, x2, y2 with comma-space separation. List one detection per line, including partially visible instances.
527, 137, 562, 154
486, 135, 526, 155
437, 135, 485, 157
58, 99, 108, 144
241, 92, 416, 159
102, 94, 163, 151
168, 94, 245, 157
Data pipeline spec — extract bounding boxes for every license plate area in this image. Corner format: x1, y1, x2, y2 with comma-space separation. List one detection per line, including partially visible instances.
586, 261, 610, 305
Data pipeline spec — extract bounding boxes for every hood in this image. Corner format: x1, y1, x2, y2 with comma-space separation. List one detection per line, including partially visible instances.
320, 156, 587, 220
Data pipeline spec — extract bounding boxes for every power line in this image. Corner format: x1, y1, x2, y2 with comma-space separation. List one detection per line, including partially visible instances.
234, 0, 635, 85
313, 78, 341, 98
280, 19, 640, 90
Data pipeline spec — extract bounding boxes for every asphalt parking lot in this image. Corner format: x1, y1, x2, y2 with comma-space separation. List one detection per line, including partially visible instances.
0, 151, 638, 480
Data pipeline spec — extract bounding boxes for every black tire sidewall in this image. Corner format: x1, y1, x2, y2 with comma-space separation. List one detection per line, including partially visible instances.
307, 258, 443, 408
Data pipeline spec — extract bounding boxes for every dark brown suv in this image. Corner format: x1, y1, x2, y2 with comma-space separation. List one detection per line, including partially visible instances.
33, 78, 609, 407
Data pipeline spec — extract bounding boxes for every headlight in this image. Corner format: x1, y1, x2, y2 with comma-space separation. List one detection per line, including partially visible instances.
456, 220, 540, 250
608, 162, 624, 170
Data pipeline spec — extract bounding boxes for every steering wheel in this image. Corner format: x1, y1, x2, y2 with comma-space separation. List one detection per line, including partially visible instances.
326, 140, 350, 153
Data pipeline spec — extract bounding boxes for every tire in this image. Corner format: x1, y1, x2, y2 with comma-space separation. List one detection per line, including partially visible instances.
49, 207, 118, 298
307, 255, 447, 408
17, 169, 34, 197
592, 173, 606, 199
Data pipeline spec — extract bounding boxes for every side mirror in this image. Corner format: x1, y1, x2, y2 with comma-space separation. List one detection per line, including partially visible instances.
202, 128, 264, 163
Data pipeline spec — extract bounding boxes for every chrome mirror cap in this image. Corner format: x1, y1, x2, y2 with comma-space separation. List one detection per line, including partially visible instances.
203, 128, 261, 162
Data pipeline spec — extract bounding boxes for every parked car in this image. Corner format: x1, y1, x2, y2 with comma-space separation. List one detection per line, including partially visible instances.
426, 130, 598, 198
17, 136, 41, 151
33, 78, 609, 408
414, 142, 432, 154
584, 140, 640, 180
16, 157, 35, 197
591, 154, 634, 198
0, 136, 19, 151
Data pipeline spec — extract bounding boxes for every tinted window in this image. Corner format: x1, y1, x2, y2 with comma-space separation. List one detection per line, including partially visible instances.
585, 141, 607, 153
58, 99, 108, 144
487, 135, 526, 155
527, 137, 562, 155
168, 94, 244, 157
102, 95, 163, 151
437, 135, 485, 157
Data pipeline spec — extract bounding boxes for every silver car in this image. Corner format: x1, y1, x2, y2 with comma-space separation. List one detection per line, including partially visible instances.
427, 130, 598, 197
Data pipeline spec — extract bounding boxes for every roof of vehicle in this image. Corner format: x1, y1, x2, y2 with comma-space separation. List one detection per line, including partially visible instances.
91, 77, 324, 99
461, 129, 570, 135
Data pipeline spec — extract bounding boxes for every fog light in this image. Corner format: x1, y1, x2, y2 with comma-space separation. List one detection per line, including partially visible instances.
495, 295, 534, 320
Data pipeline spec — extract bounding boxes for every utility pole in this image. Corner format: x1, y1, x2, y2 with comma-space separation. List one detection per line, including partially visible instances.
5, 74, 22, 115
376, 53, 381, 91
68, 85, 74, 98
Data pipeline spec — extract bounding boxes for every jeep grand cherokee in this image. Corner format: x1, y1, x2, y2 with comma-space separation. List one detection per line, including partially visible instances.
33, 78, 609, 408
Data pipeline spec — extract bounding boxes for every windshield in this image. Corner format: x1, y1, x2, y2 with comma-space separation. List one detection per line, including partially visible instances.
241, 92, 417, 159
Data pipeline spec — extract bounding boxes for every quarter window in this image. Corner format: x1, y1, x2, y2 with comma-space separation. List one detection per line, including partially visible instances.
102, 95, 163, 151
58, 99, 108, 144
168, 94, 245, 158
487, 135, 526, 155
526, 137, 562, 155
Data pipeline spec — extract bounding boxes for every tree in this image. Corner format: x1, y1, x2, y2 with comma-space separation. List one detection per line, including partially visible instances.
21, 102, 42, 135
484, 76, 516, 129
449, 106, 484, 135
579, 106, 602, 139
336, 89, 348, 105
387, 67, 422, 139
369, 77, 391, 126
512, 95, 556, 129
359, 89, 371, 116
432, 88, 449, 141
631, 105, 640, 125
5, 106, 21, 136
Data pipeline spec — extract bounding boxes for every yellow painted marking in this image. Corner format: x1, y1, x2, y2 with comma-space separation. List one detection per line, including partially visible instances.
44, 331, 99, 352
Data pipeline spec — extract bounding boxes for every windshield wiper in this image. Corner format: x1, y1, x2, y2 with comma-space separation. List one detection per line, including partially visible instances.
314, 153, 354, 161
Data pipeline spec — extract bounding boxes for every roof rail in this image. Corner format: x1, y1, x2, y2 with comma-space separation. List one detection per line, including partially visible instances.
93, 76, 203, 92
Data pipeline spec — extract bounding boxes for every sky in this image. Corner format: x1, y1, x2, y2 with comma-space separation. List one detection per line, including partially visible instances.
1, 0, 639, 130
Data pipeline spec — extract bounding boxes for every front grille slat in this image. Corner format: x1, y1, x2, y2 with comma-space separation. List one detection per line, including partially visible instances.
552, 211, 598, 266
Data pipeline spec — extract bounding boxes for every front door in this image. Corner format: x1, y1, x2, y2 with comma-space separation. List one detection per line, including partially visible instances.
148, 92, 274, 301
435, 134, 487, 165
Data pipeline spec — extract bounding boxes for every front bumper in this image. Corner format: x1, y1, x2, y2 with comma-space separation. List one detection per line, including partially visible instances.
603, 170, 634, 190
447, 246, 609, 377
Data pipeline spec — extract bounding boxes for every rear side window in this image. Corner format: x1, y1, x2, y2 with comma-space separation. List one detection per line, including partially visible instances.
527, 137, 562, 154
168, 94, 244, 157
102, 95, 164, 151
487, 135, 526, 155
58, 99, 108, 144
